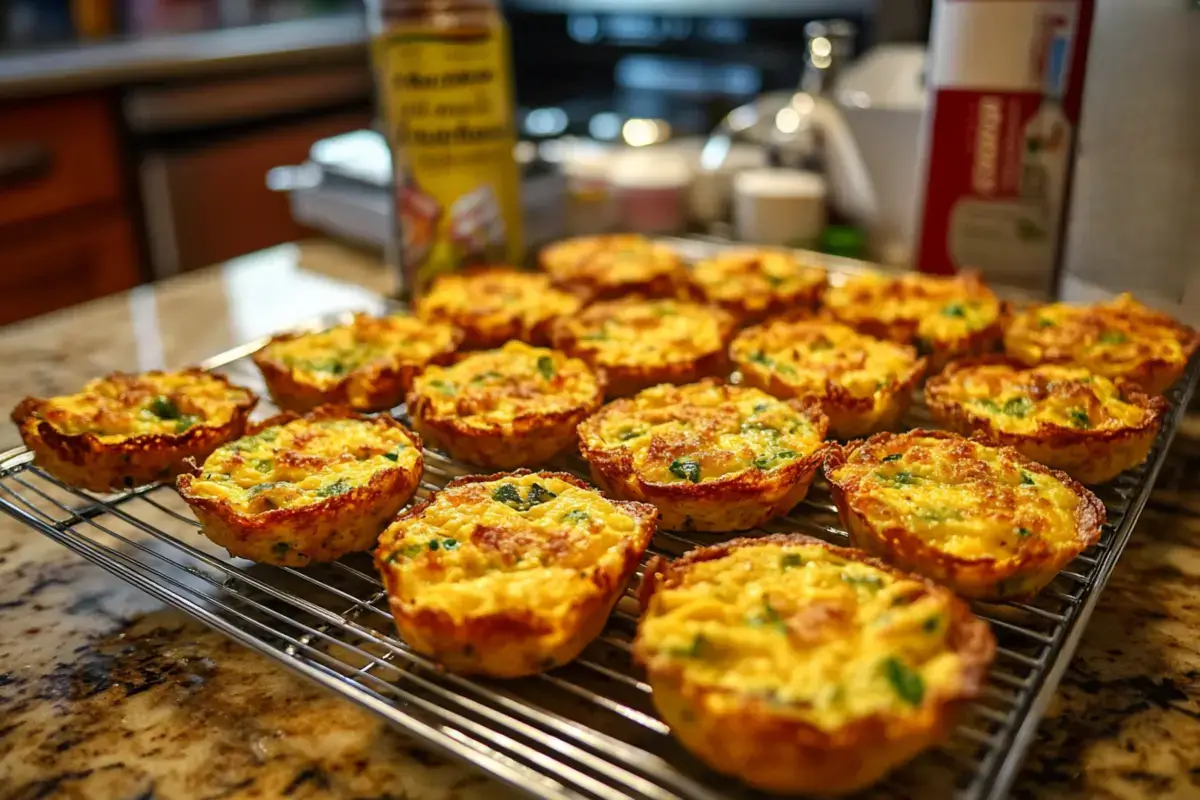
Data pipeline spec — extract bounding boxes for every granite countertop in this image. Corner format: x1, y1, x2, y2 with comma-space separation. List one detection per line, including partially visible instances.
0, 15, 367, 101
0, 242, 1197, 799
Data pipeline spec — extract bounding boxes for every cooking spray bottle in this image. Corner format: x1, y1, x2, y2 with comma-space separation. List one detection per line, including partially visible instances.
366, 0, 524, 299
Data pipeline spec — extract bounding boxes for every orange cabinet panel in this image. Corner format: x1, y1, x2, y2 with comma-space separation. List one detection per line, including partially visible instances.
0, 94, 124, 228
149, 109, 372, 273
0, 209, 139, 326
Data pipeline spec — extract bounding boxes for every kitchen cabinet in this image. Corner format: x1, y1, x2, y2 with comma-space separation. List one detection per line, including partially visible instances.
0, 92, 140, 325
0, 208, 139, 326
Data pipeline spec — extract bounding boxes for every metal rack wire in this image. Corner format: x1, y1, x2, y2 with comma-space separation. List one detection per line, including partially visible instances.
2, 327, 1196, 800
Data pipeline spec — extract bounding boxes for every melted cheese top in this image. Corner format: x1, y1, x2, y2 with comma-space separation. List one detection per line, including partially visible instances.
410, 342, 601, 429
732, 320, 920, 400
824, 272, 1001, 345
184, 416, 420, 514
556, 299, 731, 369
416, 268, 580, 330
829, 433, 1084, 562
582, 382, 824, 484
258, 314, 458, 389
540, 234, 683, 289
1005, 293, 1193, 380
376, 473, 647, 620
690, 249, 825, 306
637, 541, 967, 729
931, 363, 1153, 434
29, 371, 252, 442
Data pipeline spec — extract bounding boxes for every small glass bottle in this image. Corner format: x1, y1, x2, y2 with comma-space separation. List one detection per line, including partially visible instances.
366, 0, 524, 300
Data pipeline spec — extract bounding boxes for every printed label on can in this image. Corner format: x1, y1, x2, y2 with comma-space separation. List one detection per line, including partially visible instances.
375, 24, 523, 296
916, 0, 1094, 291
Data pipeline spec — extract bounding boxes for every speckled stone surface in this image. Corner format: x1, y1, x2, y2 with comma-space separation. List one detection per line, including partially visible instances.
1, 242, 1197, 799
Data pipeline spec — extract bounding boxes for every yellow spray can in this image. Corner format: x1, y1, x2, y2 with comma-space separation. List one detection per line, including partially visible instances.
367, 0, 524, 298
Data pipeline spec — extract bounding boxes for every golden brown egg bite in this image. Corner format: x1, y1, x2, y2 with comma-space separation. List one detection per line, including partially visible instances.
731, 318, 927, 438
10, 369, 257, 492
925, 358, 1167, 484
687, 248, 827, 325
635, 534, 995, 795
577, 380, 829, 531
825, 430, 1105, 601
1003, 293, 1198, 395
406, 341, 604, 469
374, 470, 658, 677
177, 406, 423, 567
413, 266, 583, 350
822, 271, 1004, 371
252, 313, 461, 413
550, 298, 736, 398
538, 233, 687, 301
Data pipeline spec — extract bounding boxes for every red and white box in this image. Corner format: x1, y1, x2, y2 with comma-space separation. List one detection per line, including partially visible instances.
915, 0, 1095, 293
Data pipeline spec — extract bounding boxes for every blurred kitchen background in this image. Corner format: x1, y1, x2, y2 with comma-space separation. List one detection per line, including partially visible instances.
0, 0, 1195, 326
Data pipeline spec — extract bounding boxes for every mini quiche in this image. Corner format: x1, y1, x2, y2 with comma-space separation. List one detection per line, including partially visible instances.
374, 470, 658, 677
825, 430, 1105, 600
550, 298, 736, 398
635, 534, 995, 795
539, 233, 687, 301
822, 271, 1004, 371
177, 406, 423, 567
926, 359, 1168, 484
10, 369, 257, 492
731, 319, 927, 439
687, 248, 827, 325
407, 341, 604, 469
252, 313, 461, 413
414, 266, 583, 350
577, 380, 829, 531
1004, 293, 1199, 395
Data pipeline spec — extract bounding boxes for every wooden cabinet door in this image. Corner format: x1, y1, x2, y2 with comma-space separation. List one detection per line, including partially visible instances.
0, 209, 139, 326
0, 94, 124, 228
151, 109, 372, 274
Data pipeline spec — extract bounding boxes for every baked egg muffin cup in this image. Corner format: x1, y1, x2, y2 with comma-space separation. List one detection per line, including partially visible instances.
825, 430, 1105, 601
414, 266, 583, 350
731, 319, 927, 439
252, 313, 462, 413
925, 357, 1168, 484
1003, 293, 1199, 395
634, 533, 996, 795
822, 270, 1006, 372
407, 342, 604, 469
578, 380, 830, 531
11, 369, 257, 493
177, 405, 423, 567
551, 298, 737, 399
374, 470, 658, 677
538, 233, 688, 302
686, 247, 827, 326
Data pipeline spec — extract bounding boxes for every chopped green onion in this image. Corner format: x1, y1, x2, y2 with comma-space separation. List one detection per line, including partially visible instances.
1003, 396, 1034, 417
780, 553, 804, 569
148, 396, 181, 420
317, 479, 352, 498
669, 458, 701, 483
881, 657, 925, 706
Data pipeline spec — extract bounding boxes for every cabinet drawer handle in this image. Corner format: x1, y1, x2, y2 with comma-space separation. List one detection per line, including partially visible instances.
0, 142, 52, 188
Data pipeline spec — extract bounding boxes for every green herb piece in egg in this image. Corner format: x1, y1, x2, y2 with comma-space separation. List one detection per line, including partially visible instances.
881, 657, 925, 706
668, 458, 701, 483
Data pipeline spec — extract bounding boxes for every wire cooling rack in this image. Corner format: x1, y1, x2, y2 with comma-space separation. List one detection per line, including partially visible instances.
2, 321, 1197, 800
